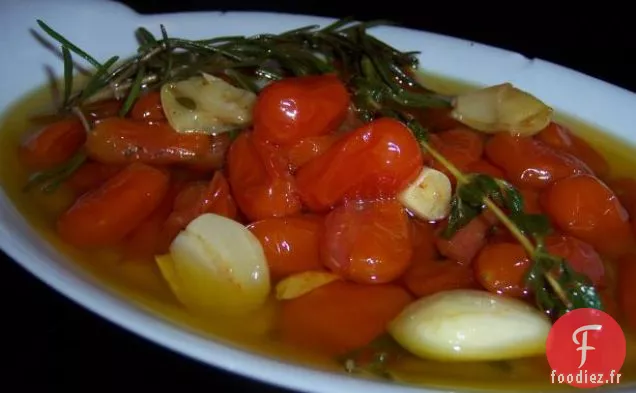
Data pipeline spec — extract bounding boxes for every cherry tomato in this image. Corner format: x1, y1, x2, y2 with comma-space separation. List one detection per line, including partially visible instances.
419, 107, 463, 132
64, 160, 123, 196
403, 258, 477, 298
606, 177, 636, 217
435, 215, 491, 264
252, 74, 350, 146
536, 122, 609, 179
464, 159, 505, 179
321, 199, 412, 284
295, 118, 423, 212
227, 131, 302, 221
86, 118, 230, 170
247, 214, 324, 281
159, 171, 238, 251
485, 133, 591, 189
82, 99, 122, 123
284, 134, 340, 170
279, 281, 413, 356
474, 242, 531, 298
18, 119, 86, 170
544, 234, 605, 287
428, 128, 484, 184
541, 174, 634, 258
617, 254, 636, 328
130, 91, 165, 121
57, 163, 170, 248
409, 219, 438, 264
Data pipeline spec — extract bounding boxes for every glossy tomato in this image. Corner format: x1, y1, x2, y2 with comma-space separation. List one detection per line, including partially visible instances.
321, 199, 412, 284
227, 131, 302, 221
295, 117, 423, 212
541, 174, 634, 258
485, 133, 591, 189
252, 74, 350, 146
247, 214, 324, 281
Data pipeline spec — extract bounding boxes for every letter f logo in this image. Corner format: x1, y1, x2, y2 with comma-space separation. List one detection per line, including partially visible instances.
572, 324, 602, 368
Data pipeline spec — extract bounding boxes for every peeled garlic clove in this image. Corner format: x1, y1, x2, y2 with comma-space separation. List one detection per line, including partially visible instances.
398, 167, 451, 221
160, 73, 257, 134
451, 83, 553, 137
275, 271, 341, 300
156, 213, 270, 316
388, 289, 551, 362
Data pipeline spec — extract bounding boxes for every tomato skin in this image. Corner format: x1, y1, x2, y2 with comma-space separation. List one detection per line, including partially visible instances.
64, 160, 124, 196
321, 199, 412, 284
159, 171, 238, 251
227, 131, 302, 221
130, 92, 165, 121
544, 234, 605, 287
86, 118, 230, 170
464, 159, 505, 179
19, 119, 86, 170
403, 258, 477, 298
536, 122, 609, 178
409, 219, 438, 264
617, 254, 636, 329
279, 281, 413, 356
295, 118, 423, 212
56, 163, 170, 248
435, 215, 491, 264
541, 174, 634, 258
428, 128, 484, 185
485, 133, 591, 189
252, 74, 350, 146
606, 177, 636, 217
474, 242, 531, 298
247, 215, 324, 281
82, 100, 122, 123
284, 134, 340, 170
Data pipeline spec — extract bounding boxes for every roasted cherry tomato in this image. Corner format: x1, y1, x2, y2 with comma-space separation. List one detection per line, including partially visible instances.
474, 242, 531, 298
279, 281, 412, 356
403, 258, 477, 298
64, 160, 123, 196
536, 122, 609, 179
435, 215, 491, 264
247, 214, 324, 281
321, 199, 412, 284
130, 91, 166, 121
409, 219, 438, 264
18, 119, 86, 170
252, 74, 350, 146
86, 118, 230, 170
541, 174, 634, 258
295, 117, 423, 212
159, 171, 238, 251
485, 133, 591, 189
544, 234, 605, 287
284, 134, 340, 170
57, 163, 170, 248
227, 131, 302, 221
617, 253, 636, 328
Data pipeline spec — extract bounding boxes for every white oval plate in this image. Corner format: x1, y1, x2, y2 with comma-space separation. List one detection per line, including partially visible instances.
1, 1, 636, 393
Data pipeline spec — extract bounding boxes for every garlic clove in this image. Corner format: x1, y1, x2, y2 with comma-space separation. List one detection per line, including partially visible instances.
156, 213, 270, 316
451, 83, 553, 137
398, 167, 451, 221
388, 289, 552, 362
275, 271, 342, 300
160, 73, 256, 135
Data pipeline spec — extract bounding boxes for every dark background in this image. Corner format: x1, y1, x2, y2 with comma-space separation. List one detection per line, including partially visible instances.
4, 1, 636, 392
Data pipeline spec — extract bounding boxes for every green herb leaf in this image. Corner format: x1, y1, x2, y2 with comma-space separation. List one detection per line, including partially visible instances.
118, 63, 146, 117
24, 150, 87, 194
37, 20, 102, 69
61, 46, 73, 107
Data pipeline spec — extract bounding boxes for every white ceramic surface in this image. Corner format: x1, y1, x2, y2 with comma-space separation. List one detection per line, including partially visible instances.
1, 1, 635, 392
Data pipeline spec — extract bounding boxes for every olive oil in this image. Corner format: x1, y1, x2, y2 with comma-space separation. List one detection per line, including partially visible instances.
1, 74, 634, 391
